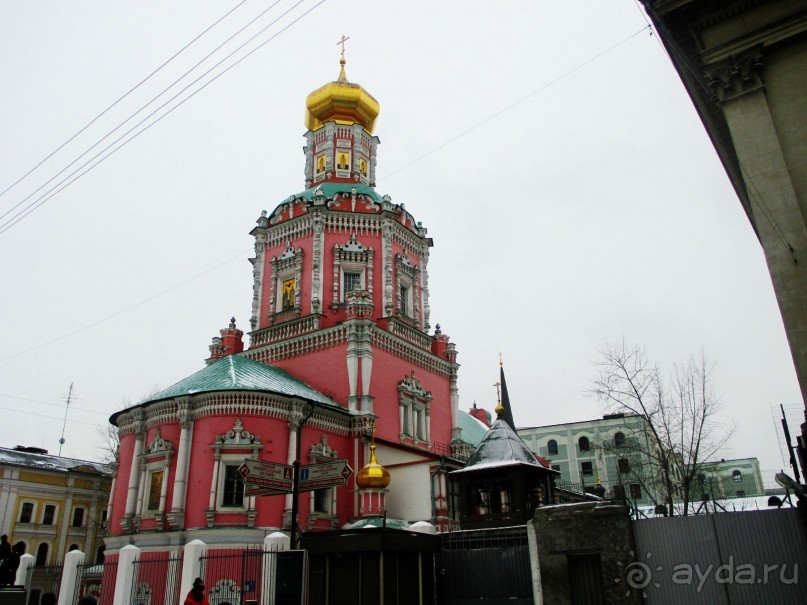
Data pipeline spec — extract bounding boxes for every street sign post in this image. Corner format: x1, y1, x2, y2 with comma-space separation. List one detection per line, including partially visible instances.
298, 459, 353, 492
238, 459, 294, 493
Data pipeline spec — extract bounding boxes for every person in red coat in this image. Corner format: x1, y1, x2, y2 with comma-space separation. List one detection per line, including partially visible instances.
184, 578, 209, 605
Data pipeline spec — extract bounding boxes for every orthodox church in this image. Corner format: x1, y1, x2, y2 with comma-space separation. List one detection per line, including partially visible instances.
105, 55, 483, 553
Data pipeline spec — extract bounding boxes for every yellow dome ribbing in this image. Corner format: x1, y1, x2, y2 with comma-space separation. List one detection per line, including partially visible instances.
305, 58, 380, 133
355, 443, 390, 489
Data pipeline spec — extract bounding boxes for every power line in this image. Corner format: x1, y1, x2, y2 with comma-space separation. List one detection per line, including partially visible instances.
0, 247, 250, 363
0, 0, 326, 236
0, 0, 249, 216
0, 392, 106, 416
380, 25, 651, 181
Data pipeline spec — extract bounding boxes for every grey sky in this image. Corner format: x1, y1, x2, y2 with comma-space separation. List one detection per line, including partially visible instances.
0, 1, 799, 476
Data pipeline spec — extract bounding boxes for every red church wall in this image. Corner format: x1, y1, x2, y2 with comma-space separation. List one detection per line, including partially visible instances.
272, 347, 348, 405
108, 433, 136, 537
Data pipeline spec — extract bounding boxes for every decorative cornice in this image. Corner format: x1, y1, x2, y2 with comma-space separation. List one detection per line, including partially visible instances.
702, 44, 764, 103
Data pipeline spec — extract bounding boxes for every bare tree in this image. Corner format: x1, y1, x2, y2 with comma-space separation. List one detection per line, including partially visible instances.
589, 340, 734, 516
95, 423, 120, 464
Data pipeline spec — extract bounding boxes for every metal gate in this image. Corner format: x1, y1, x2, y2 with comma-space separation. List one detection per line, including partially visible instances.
436, 526, 533, 605
25, 564, 63, 605
129, 554, 183, 605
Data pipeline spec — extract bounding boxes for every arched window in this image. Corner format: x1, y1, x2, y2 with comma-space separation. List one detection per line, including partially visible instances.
614, 432, 626, 448
547, 440, 558, 455
36, 543, 49, 567
732, 470, 742, 482
578, 436, 590, 452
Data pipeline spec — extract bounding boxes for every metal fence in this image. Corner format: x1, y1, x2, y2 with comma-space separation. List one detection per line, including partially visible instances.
129, 554, 183, 605
632, 508, 807, 604
25, 564, 64, 605
437, 525, 532, 604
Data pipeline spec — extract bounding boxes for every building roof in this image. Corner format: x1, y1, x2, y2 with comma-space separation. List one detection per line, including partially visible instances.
452, 418, 555, 475
111, 355, 338, 423
457, 410, 489, 447
290, 181, 383, 203
0, 447, 112, 475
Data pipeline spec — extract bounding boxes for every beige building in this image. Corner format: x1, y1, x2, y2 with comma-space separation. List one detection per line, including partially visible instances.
0, 446, 112, 566
641, 0, 807, 471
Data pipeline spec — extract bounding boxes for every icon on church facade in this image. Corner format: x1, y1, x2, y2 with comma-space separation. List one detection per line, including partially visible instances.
315, 154, 326, 176
282, 278, 296, 311
359, 157, 368, 177
337, 151, 351, 171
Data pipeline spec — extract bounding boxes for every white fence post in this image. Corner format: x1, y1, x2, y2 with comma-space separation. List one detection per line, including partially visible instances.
57, 549, 85, 605
15, 553, 35, 586
262, 532, 290, 605
112, 544, 140, 605
179, 539, 207, 602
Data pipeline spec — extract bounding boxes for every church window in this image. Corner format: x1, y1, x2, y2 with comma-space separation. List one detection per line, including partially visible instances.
19, 502, 34, 523
547, 440, 558, 455
35, 543, 49, 567
344, 271, 363, 295
614, 432, 626, 448
221, 464, 246, 508
617, 458, 630, 474
398, 372, 431, 445
270, 243, 303, 317
315, 153, 326, 177
308, 435, 337, 518
313, 489, 329, 513
581, 461, 593, 477
630, 484, 642, 499
72, 507, 85, 528
732, 470, 742, 482
42, 505, 55, 525
146, 470, 164, 511
578, 436, 590, 452
336, 150, 351, 172
398, 283, 411, 317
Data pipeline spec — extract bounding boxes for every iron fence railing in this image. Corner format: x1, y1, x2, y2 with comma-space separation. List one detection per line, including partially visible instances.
129, 555, 183, 605
25, 564, 63, 605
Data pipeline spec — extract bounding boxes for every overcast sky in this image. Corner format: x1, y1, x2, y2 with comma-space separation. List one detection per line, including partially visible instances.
0, 1, 800, 479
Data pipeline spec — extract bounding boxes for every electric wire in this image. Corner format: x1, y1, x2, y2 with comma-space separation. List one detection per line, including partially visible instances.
0, 0, 315, 235
380, 25, 651, 181
0, 247, 250, 363
0, 392, 105, 416
0, 0, 249, 217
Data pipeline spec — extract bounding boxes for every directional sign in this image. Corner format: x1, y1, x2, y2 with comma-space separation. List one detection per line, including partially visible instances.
238, 460, 294, 492
298, 459, 353, 492
244, 484, 288, 497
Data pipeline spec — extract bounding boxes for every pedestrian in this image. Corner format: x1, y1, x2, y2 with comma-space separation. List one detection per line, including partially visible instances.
183, 577, 209, 605
78, 596, 97, 605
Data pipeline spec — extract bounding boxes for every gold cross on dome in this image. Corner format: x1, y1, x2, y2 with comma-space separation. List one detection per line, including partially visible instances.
337, 35, 351, 60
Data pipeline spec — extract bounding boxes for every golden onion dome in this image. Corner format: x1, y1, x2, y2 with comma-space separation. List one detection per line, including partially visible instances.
305, 58, 380, 134
355, 443, 390, 489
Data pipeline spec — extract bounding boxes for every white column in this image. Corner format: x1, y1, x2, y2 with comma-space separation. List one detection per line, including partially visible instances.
360, 352, 373, 412
284, 429, 298, 512
105, 470, 118, 528
56, 483, 74, 559
346, 347, 359, 411
15, 553, 35, 586
57, 549, 84, 605
262, 532, 290, 605
179, 539, 207, 603
172, 423, 193, 513
124, 434, 145, 516
112, 544, 140, 605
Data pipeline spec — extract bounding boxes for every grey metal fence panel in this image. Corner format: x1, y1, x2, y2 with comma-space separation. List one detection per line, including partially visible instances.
712, 509, 806, 604
130, 555, 183, 605
25, 565, 63, 605
632, 509, 807, 604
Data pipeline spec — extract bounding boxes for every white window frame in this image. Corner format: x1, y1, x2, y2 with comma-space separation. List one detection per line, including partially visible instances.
340, 266, 366, 302
398, 372, 432, 446
216, 456, 249, 512
41, 503, 58, 525
308, 435, 338, 519
18, 501, 36, 524
71, 506, 86, 528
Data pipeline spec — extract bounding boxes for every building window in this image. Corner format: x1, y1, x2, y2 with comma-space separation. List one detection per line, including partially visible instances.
630, 484, 642, 499
398, 283, 411, 316
19, 502, 34, 524
313, 489, 329, 513
732, 470, 742, 482
736, 490, 746, 497
72, 508, 85, 528
618, 458, 630, 474
551, 464, 561, 472
578, 436, 590, 452
42, 505, 56, 525
613, 485, 626, 500
35, 543, 49, 567
221, 465, 245, 508
398, 372, 432, 445
344, 271, 362, 295
547, 440, 558, 456
581, 462, 593, 477
614, 432, 626, 448
146, 470, 164, 512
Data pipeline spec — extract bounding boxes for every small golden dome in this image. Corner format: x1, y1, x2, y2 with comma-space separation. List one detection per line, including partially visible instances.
305, 58, 380, 134
355, 443, 390, 489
